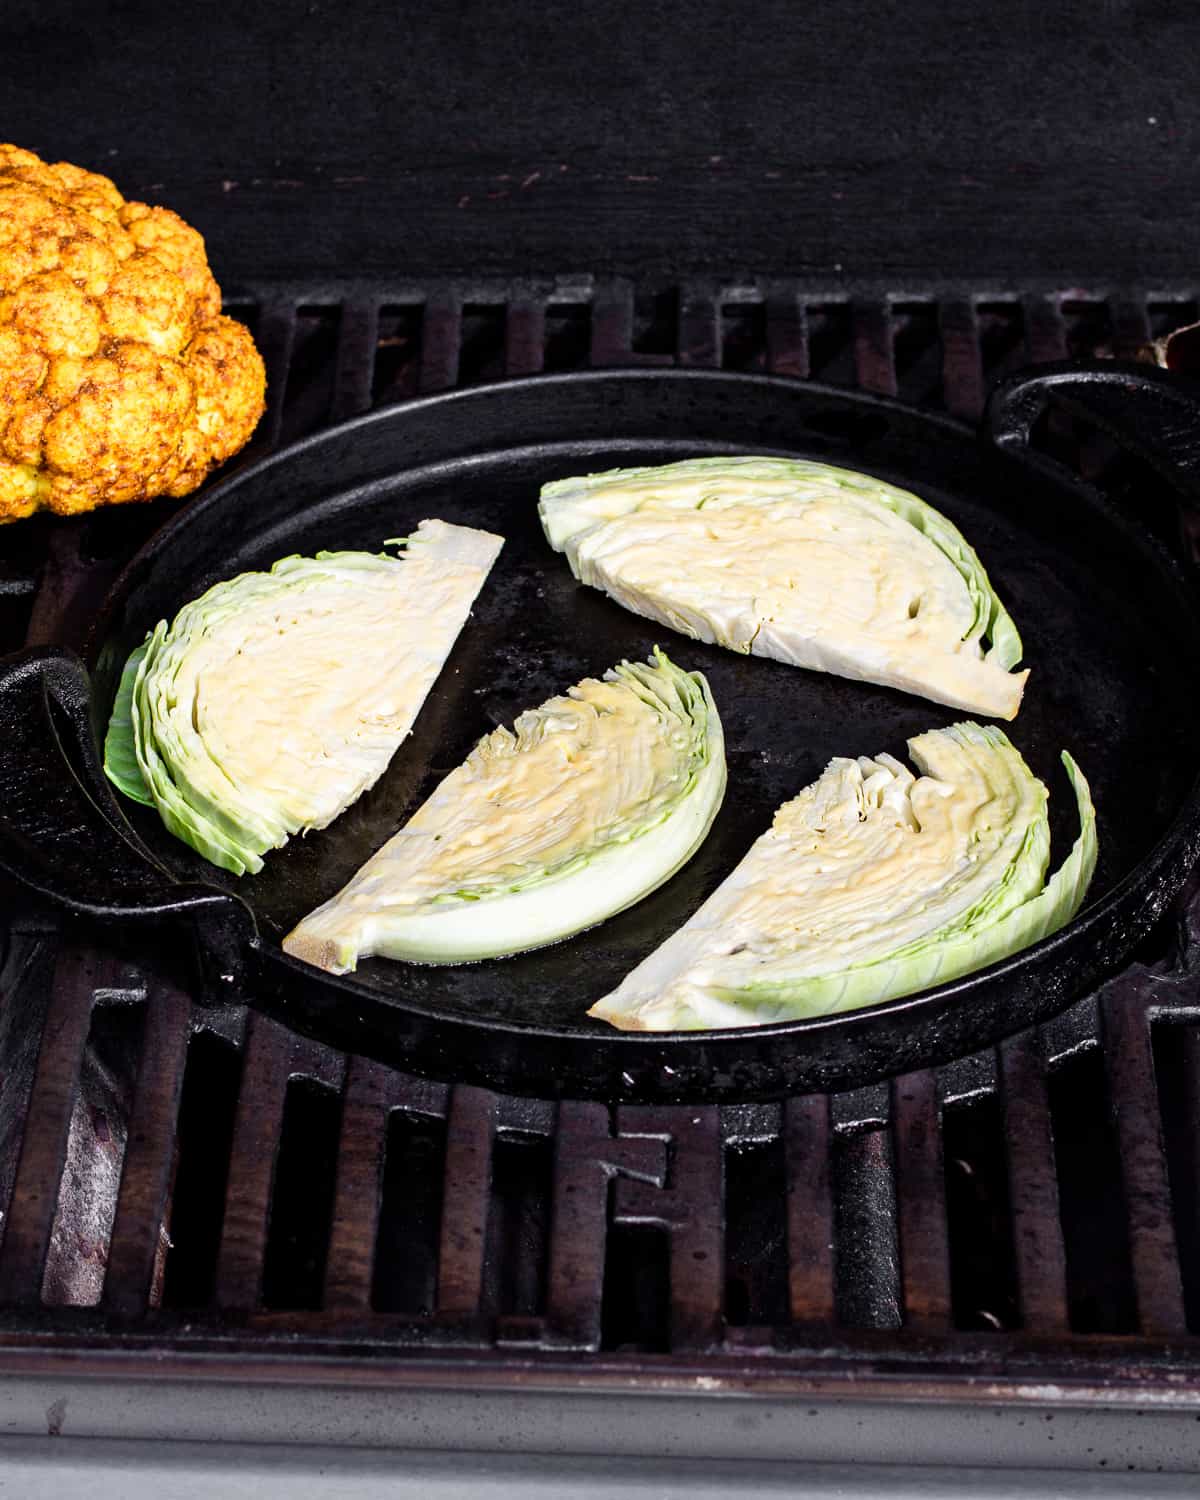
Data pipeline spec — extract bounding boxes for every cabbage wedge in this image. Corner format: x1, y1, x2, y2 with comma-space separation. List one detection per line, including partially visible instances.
539, 457, 1028, 719
103, 519, 503, 875
282, 648, 725, 973
590, 722, 1096, 1031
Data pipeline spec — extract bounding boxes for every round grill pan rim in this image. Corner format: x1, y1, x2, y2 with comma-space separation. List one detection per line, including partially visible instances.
29, 362, 1200, 1096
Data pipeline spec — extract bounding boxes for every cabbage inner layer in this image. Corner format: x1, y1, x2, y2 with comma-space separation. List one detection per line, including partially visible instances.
589, 721, 1096, 1031
282, 648, 726, 972
103, 519, 503, 875
539, 457, 1028, 719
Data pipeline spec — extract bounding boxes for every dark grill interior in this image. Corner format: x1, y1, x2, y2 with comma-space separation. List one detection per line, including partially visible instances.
3, 280, 1200, 1388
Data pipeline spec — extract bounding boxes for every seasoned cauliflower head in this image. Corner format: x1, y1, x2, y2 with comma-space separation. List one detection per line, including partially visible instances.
0, 144, 265, 522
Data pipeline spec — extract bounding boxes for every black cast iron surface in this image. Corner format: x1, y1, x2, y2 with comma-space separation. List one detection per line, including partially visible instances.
10, 0, 1200, 287
2, 283, 1200, 1424
5, 361, 1200, 1100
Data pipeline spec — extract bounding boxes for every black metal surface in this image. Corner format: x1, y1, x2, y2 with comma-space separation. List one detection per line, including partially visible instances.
4, 363, 1200, 1100
12, 0, 1200, 286
2, 283, 1200, 1420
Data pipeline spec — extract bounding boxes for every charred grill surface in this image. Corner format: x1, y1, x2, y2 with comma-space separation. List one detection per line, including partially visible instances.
2, 281, 1200, 1394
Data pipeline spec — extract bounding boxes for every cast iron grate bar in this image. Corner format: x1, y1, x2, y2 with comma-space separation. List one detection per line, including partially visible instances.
0, 947, 117, 1305
435, 1084, 498, 1321
677, 282, 721, 368
852, 300, 898, 398
504, 294, 547, 377
544, 1103, 667, 1349
322, 1058, 447, 1313
1101, 975, 1188, 1337
3, 280, 1200, 1375
252, 299, 300, 453
419, 292, 463, 393
1111, 297, 1153, 361
331, 298, 380, 421
938, 300, 986, 422
590, 281, 637, 367
1023, 294, 1069, 364
765, 285, 810, 380
834, 1125, 902, 1329
102, 978, 192, 1318
892, 1070, 952, 1331
614, 1106, 724, 1352
999, 1027, 1070, 1333
213, 1015, 345, 1311
784, 1095, 836, 1325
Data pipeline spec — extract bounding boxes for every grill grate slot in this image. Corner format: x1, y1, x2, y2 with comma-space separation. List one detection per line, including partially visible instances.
943, 1089, 1020, 1332
632, 287, 680, 361
1149, 299, 1200, 343
806, 302, 856, 386
891, 301, 943, 409
261, 1077, 342, 1311
1048, 1045, 1139, 1334
458, 304, 509, 386
1062, 298, 1115, 360
1110, 297, 1152, 360
601, 1224, 671, 1353
0, 588, 34, 648
977, 300, 1028, 381
723, 1137, 789, 1328
544, 300, 592, 370
3, 279, 1200, 1384
371, 304, 423, 405
720, 300, 768, 373
484, 1128, 553, 1320
371, 1109, 448, 1315
159, 1029, 241, 1309
1152, 1020, 1200, 1333
275, 304, 343, 443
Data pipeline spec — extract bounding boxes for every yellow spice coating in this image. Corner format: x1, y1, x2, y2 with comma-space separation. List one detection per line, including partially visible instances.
0, 144, 265, 522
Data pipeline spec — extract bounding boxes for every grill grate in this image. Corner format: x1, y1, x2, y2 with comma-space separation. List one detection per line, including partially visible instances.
3, 280, 1200, 1393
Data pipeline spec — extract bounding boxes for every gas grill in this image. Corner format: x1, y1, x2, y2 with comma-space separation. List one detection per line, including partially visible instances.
4, 278, 1200, 1491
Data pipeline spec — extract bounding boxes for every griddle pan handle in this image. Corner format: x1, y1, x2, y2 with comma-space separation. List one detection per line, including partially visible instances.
0, 647, 254, 971
984, 360, 1200, 559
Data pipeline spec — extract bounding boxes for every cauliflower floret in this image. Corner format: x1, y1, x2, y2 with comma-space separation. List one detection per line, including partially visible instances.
0, 144, 265, 523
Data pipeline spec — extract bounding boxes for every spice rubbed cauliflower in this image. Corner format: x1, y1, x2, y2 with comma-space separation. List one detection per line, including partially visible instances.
0, 144, 265, 523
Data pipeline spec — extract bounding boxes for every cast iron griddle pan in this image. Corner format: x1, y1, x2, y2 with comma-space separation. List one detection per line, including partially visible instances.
3, 365, 1200, 1102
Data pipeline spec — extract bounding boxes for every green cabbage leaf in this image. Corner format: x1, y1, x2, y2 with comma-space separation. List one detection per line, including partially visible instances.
283, 648, 726, 972
540, 457, 1028, 719
590, 722, 1096, 1030
103, 519, 503, 874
